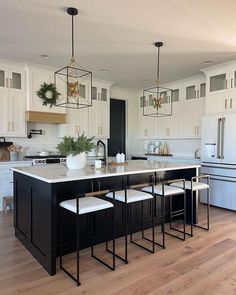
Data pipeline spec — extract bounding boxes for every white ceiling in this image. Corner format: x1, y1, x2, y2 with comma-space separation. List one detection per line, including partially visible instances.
1, 0, 236, 88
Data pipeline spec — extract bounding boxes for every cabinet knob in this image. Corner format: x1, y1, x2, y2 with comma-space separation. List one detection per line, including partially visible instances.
230, 98, 233, 109
226, 79, 228, 89
231, 78, 233, 88
225, 99, 227, 109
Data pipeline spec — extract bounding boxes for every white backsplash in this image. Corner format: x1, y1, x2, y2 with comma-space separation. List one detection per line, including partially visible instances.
7, 123, 107, 159
144, 139, 201, 157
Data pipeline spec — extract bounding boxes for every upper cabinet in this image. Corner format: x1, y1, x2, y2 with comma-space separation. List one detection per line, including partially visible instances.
184, 76, 206, 100
203, 62, 236, 115
88, 81, 111, 138
0, 63, 26, 137
25, 64, 66, 114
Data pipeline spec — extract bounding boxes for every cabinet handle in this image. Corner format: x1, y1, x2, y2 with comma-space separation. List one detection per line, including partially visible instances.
226, 79, 228, 89
230, 98, 233, 109
231, 78, 233, 88
197, 126, 199, 135
225, 99, 227, 109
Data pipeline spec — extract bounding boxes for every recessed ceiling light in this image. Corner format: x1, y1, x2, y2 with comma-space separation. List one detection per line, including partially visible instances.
40, 54, 50, 59
203, 61, 213, 65
98, 68, 109, 73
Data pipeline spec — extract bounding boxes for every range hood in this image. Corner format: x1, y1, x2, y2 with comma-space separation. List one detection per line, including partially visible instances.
26, 111, 66, 124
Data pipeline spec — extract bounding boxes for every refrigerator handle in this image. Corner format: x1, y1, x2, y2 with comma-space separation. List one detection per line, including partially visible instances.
221, 117, 225, 159
217, 118, 221, 159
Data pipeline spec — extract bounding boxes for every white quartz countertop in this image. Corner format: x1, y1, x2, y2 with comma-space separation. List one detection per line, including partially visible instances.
132, 154, 201, 164
12, 160, 200, 184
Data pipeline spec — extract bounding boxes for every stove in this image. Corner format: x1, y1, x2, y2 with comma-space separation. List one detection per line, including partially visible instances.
25, 155, 66, 166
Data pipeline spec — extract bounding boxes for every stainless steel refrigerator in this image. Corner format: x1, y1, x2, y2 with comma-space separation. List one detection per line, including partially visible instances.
201, 114, 236, 210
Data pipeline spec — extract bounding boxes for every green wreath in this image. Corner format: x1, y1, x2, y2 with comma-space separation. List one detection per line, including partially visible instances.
36, 82, 61, 108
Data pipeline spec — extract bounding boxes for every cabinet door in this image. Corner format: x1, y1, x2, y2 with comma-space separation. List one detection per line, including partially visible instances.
183, 99, 204, 138
89, 100, 109, 138
9, 68, 24, 91
138, 108, 157, 139
222, 113, 236, 164
7, 90, 26, 136
0, 66, 8, 89
207, 68, 229, 96
0, 88, 8, 134
205, 93, 227, 115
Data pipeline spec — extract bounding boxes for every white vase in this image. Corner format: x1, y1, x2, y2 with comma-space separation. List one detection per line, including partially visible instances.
66, 152, 86, 169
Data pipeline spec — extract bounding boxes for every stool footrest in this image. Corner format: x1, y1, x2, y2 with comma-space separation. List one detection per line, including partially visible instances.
130, 240, 155, 253
164, 231, 185, 241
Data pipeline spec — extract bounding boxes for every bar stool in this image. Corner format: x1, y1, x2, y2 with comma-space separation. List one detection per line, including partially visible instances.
106, 182, 155, 264
142, 178, 186, 246
170, 175, 210, 237
59, 189, 115, 286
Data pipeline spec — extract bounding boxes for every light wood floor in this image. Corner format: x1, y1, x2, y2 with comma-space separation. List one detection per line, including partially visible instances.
1, 205, 236, 295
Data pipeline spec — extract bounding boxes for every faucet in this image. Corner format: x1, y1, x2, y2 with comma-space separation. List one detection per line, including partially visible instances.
97, 140, 107, 165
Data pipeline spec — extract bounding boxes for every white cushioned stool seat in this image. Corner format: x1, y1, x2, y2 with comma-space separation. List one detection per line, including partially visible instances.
142, 184, 184, 196
170, 181, 209, 191
60, 197, 113, 215
106, 189, 153, 203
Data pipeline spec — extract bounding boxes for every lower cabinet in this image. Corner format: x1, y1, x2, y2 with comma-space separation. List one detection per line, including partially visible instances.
0, 162, 32, 211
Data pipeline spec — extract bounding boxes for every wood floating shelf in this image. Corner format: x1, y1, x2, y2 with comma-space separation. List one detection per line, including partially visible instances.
25, 111, 66, 124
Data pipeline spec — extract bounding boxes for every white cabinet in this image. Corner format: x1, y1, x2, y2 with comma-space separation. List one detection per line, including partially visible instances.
88, 82, 111, 138
157, 101, 183, 139
0, 161, 32, 211
137, 108, 157, 139
58, 107, 89, 138
0, 64, 26, 137
183, 98, 205, 138
203, 62, 236, 115
26, 65, 66, 114
184, 76, 206, 100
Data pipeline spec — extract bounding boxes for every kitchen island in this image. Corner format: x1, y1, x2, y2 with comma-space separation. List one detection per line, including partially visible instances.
12, 160, 200, 275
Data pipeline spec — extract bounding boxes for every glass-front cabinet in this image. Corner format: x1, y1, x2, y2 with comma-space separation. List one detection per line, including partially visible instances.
184, 76, 206, 100
0, 66, 24, 91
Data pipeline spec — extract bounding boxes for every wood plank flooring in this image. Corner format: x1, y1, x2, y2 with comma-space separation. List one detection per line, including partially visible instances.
0, 205, 236, 295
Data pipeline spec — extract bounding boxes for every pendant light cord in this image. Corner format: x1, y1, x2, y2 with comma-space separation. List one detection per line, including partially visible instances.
156, 46, 160, 82
71, 14, 74, 60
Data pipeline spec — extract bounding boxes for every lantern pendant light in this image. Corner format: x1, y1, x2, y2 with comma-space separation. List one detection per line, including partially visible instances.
143, 42, 172, 117
55, 7, 92, 109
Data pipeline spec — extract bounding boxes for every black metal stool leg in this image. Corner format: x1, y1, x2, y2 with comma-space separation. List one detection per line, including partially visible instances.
162, 195, 165, 248
76, 208, 81, 286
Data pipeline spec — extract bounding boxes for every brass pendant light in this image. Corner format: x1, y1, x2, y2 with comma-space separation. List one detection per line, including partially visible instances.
143, 42, 172, 117
55, 7, 92, 109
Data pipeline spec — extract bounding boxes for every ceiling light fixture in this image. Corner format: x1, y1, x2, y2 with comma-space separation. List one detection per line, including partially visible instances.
203, 60, 213, 65
54, 7, 92, 109
143, 42, 172, 117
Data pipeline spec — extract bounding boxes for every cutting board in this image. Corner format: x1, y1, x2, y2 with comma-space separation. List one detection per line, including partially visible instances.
0, 137, 13, 161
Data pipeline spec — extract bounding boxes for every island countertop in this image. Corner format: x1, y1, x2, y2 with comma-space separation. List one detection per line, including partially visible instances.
12, 160, 200, 183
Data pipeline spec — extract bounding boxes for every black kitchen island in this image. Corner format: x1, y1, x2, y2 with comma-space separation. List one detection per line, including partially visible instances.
13, 160, 200, 276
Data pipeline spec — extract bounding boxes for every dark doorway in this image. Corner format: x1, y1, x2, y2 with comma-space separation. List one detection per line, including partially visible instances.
108, 99, 126, 156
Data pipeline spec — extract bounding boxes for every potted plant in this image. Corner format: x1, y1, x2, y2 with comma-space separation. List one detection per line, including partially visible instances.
57, 134, 95, 169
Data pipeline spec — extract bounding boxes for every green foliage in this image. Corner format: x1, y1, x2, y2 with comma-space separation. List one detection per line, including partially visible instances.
36, 83, 61, 108
57, 134, 96, 156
